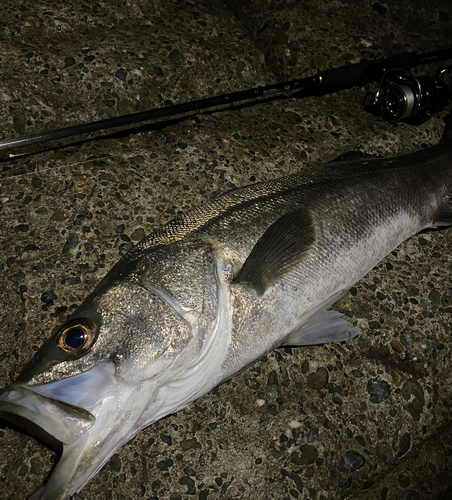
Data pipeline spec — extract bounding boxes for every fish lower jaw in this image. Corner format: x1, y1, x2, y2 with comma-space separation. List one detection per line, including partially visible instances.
0, 386, 93, 447
39, 380, 160, 500
0, 364, 159, 500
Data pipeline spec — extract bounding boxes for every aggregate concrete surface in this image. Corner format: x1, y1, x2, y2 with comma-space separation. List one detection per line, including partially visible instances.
0, 1, 452, 499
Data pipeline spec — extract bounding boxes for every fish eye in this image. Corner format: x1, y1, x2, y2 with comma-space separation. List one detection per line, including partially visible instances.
57, 319, 95, 354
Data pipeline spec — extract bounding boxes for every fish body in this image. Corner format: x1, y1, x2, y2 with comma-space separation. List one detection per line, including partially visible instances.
1, 117, 452, 499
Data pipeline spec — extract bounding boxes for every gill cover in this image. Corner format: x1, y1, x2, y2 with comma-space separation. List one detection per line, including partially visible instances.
0, 278, 206, 500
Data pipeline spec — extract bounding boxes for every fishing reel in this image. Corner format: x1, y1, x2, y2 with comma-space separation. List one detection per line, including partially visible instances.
367, 66, 452, 124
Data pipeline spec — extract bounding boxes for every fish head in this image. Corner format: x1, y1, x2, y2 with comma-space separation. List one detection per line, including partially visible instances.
0, 276, 202, 500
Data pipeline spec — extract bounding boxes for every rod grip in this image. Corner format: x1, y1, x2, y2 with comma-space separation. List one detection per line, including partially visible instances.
317, 52, 420, 87
318, 60, 377, 87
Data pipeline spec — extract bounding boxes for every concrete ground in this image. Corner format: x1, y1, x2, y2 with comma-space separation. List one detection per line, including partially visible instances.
0, 0, 451, 499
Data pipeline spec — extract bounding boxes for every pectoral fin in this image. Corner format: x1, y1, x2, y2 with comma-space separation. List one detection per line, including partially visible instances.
283, 311, 361, 346
234, 207, 315, 295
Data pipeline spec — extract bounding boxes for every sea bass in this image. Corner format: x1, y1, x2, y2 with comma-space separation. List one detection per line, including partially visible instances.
1, 116, 452, 499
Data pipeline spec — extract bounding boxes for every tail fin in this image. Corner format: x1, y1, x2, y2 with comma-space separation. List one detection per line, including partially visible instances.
443, 112, 452, 143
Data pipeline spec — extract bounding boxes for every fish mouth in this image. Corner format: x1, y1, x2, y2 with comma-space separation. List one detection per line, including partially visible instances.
0, 361, 158, 500
0, 384, 95, 450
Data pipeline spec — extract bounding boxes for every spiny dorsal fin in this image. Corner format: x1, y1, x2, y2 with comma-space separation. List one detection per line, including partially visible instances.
127, 174, 308, 257
234, 207, 315, 295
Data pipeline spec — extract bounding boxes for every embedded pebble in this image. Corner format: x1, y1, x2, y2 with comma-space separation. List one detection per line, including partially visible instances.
62, 233, 79, 253
108, 454, 122, 472
397, 433, 411, 457
64, 56, 76, 68
352, 302, 373, 319
401, 378, 425, 421
180, 438, 201, 451
179, 476, 196, 495
367, 378, 391, 404
376, 443, 393, 465
267, 370, 278, 386
130, 227, 146, 241
306, 367, 329, 390
390, 340, 404, 353
29, 457, 46, 475
50, 209, 65, 221
115, 68, 127, 81
244, 377, 260, 390
157, 459, 174, 471
41, 290, 57, 305
428, 289, 442, 308
291, 445, 319, 465
344, 450, 366, 471
169, 49, 185, 67
13, 111, 25, 135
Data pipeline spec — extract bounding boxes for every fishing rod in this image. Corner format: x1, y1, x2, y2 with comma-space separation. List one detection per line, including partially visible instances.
1, 47, 451, 154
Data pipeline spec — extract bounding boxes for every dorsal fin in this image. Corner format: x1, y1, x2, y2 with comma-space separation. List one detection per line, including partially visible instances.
234, 207, 315, 295
125, 174, 308, 260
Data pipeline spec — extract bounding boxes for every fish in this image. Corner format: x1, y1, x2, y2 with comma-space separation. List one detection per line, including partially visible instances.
1, 115, 452, 500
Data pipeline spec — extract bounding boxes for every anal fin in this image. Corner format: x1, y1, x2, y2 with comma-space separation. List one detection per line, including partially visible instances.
282, 311, 361, 346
